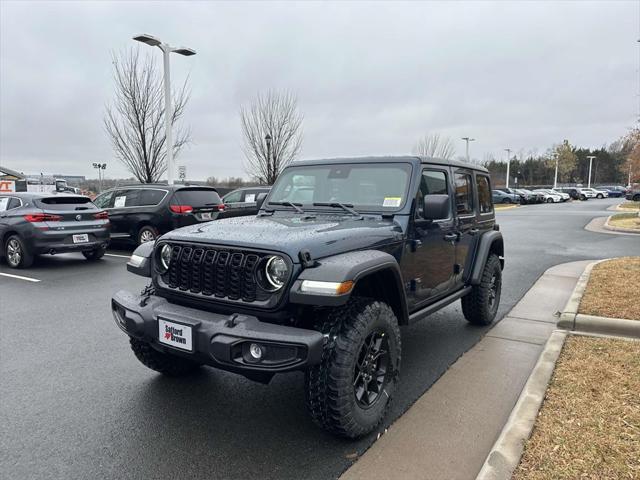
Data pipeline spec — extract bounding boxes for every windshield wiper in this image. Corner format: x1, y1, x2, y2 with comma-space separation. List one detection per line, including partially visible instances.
313, 202, 362, 218
268, 201, 305, 214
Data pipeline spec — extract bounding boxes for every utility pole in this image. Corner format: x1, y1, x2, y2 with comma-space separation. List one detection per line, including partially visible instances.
504, 148, 512, 188
461, 137, 475, 163
586, 155, 596, 188
133, 34, 196, 185
553, 152, 559, 189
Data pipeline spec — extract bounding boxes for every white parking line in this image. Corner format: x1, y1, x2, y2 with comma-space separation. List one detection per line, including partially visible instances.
0, 272, 41, 283
105, 253, 130, 258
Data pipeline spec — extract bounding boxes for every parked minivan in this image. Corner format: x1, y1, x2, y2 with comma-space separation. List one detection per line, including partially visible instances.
93, 185, 223, 245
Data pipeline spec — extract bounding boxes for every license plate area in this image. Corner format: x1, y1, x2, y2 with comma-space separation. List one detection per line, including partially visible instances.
73, 234, 89, 243
198, 211, 213, 221
158, 318, 193, 351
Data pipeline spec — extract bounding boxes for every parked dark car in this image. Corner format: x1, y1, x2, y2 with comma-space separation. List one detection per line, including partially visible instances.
625, 189, 640, 201
597, 186, 626, 198
222, 186, 271, 218
492, 189, 520, 204
93, 185, 223, 245
113, 155, 504, 439
519, 188, 545, 203
555, 187, 590, 200
0, 192, 110, 268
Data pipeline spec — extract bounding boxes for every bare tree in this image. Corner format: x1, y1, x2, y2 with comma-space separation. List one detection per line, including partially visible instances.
240, 90, 303, 184
412, 133, 456, 160
104, 48, 190, 183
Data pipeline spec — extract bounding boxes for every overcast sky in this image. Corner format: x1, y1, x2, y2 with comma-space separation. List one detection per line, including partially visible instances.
1, 0, 638, 181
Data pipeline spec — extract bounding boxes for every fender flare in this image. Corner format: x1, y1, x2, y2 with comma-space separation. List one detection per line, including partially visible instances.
289, 250, 408, 322
468, 230, 504, 285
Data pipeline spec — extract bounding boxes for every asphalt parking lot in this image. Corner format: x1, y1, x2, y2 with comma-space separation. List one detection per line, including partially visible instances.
1, 199, 639, 480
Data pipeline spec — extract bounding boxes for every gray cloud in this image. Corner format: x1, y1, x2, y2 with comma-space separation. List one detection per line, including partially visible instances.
1, 0, 637, 180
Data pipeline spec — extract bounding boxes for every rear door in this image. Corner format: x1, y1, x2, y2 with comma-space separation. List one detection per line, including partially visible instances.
453, 169, 479, 287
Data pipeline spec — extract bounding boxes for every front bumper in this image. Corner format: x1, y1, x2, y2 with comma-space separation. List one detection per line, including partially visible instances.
111, 290, 324, 377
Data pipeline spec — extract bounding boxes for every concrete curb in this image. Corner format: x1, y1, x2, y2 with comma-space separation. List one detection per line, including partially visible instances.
603, 215, 640, 234
475, 330, 568, 480
558, 258, 640, 337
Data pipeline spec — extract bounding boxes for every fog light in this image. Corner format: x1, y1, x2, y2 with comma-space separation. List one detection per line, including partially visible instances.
249, 343, 263, 360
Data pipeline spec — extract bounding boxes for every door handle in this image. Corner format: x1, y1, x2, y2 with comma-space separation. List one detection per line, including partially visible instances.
444, 233, 458, 241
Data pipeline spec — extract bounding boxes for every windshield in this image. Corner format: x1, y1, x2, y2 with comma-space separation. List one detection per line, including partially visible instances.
268, 163, 412, 211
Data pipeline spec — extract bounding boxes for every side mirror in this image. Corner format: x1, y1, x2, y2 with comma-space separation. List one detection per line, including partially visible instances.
255, 192, 268, 210
423, 194, 450, 221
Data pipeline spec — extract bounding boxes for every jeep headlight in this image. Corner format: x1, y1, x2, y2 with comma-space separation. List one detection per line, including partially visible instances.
158, 244, 172, 273
263, 255, 289, 291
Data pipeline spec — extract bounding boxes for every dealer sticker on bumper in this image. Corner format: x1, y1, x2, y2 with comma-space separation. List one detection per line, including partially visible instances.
158, 319, 193, 351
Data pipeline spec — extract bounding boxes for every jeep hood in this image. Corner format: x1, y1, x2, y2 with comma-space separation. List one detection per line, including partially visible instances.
161, 213, 405, 262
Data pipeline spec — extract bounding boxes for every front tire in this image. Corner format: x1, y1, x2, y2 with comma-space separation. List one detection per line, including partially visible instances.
129, 338, 201, 377
5, 235, 33, 269
304, 297, 401, 438
597, 194, 603, 199
461, 254, 502, 326
502, 198, 511, 204
546, 198, 553, 203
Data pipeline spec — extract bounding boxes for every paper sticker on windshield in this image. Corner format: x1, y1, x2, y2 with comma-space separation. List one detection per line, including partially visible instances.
383, 197, 402, 207
114, 195, 126, 208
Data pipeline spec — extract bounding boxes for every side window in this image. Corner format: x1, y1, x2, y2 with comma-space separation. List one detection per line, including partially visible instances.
139, 189, 165, 206
112, 189, 141, 207
476, 175, 493, 214
0, 197, 8, 212
224, 190, 243, 203
93, 191, 113, 209
416, 169, 448, 218
454, 172, 474, 215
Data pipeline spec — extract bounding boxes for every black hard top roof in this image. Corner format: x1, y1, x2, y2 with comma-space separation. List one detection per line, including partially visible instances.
289, 155, 489, 173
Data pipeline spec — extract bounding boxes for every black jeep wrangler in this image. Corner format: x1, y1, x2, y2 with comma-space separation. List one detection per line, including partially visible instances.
112, 156, 504, 438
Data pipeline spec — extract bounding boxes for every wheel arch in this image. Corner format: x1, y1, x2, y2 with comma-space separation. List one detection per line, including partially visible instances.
467, 231, 504, 286
289, 249, 409, 325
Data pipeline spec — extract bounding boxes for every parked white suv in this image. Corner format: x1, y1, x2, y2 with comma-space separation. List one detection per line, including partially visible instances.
580, 188, 608, 199
533, 189, 563, 203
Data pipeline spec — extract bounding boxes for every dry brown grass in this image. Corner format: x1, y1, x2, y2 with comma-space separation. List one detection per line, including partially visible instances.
495, 204, 518, 210
619, 201, 640, 211
579, 257, 640, 320
513, 336, 640, 480
609, 213, 640, 230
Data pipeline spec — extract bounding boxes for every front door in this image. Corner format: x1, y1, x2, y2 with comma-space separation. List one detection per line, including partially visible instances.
401, 167, 457, 309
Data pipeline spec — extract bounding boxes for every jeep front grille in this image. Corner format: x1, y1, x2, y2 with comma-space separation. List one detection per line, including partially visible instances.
160, 244, 268, 303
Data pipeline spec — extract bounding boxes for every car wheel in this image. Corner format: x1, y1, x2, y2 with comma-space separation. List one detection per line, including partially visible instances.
502, 198, 511, 204
305, 297, 401, 438
597, 194, 603, 199
580, 195, 587, 201
461, 254, 502, 326
4, 235, 34, 269
82, 248, 105, 261
137, 226, 158, 245
546, 198, 553, 203
633, 194, 640, 202
129, 337, 202, 376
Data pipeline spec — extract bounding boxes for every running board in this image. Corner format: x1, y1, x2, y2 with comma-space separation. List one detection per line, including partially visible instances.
408, 286, 472, 324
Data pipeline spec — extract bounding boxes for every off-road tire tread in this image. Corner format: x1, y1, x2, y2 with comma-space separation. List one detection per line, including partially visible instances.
129, 338, 201, 377
304, 297, 401, 438
461, 254, 501, 326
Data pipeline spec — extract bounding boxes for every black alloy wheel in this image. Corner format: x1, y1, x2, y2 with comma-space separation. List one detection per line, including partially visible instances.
353, 331, 390, 409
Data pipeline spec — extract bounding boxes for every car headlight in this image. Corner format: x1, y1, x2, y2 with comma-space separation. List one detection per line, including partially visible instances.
263, 255, 289, 291
158, 244, 172, 273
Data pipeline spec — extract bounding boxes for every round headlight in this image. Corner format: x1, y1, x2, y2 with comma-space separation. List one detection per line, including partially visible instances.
264, 255, 289, 291
159, 244, 172, 272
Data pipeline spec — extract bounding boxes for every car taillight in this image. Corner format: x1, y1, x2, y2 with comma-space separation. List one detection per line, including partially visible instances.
24, 213, 62, 222
94, 211, 109, 220
170, 205, 193, 214
218, 204, 225, 212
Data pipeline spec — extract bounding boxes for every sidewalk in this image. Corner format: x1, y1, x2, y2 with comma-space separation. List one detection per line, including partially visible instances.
340, 260, 592, 480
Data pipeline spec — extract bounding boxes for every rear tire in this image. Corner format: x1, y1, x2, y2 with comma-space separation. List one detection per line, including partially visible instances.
596, 194, 603, 199
633, 194, 640, 202
461, 254, 502, 326
502, 198, 511, 204
304, 297, 401, 438
137, 225, 158, 245
546, 198, 553, 203
82, 248, 105, 261
129, 338, 201, 377
4, 235, 33, 269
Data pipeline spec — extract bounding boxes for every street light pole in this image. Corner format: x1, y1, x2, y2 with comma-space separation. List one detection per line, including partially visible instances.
461, 137, 475, 163
586, 155, 596, 189
265, 134, 272, 184
92, 163, 106, 193
133, 34, 195, 185
553, 152, 559, 189
504, 148, 512, 189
